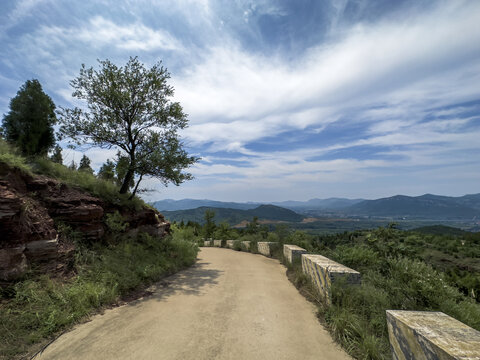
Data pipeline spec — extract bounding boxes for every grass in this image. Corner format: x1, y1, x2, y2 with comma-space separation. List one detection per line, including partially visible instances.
0, 233, 198, 358
0, 139, 33, 175
0, 138, 146, 210
32, 157, 145, 210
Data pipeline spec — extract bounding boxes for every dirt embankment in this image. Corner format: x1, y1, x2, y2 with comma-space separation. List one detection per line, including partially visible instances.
0, 162, 169, 282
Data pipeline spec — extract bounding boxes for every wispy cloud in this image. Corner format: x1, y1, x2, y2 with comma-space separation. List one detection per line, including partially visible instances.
0, 0, 479, 201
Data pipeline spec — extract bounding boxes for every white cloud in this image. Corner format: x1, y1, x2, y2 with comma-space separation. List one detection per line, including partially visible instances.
174, 1, 480, 152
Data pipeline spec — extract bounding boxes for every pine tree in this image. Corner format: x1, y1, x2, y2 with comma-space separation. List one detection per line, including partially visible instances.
50, 145, 63, 164
78, 154, 93, 174
97, 159, 116, 181
2, 79, 56, 156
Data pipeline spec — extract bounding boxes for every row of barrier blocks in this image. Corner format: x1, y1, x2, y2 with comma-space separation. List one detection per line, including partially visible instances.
201, 241, 480, 357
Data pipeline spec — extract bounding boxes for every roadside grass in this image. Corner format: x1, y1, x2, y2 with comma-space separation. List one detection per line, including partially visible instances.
32, 157, 145, 210
0, 234, 198, 359
0, 139, 146, 210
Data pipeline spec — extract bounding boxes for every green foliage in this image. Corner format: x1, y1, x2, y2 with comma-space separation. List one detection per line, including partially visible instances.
171, 223, 200, 244
0, 138, 33, 175
78, 154, 94, 174
50, 145, 63, 164
203, 209, 216, 240
58, 57, 198, 197
2, 79, 57, 156
97, 159, 116, 181
214, 221, 237, 240
32, 157, 145, 210
0, 234, 198, 358
105, 211, 129, 233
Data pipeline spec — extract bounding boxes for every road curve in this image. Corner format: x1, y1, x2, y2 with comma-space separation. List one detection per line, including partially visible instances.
38, 248, 351, 360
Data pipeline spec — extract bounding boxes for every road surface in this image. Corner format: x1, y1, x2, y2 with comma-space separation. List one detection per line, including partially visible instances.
37, 247, 351, 360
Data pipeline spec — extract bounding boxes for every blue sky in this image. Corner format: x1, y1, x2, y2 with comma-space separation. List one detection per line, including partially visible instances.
1, 0, 479, 202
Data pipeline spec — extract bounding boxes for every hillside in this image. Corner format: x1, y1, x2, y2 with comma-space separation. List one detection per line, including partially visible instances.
162, 204, 305, 225
152, 198, 257, 211
347, 194, 480, 219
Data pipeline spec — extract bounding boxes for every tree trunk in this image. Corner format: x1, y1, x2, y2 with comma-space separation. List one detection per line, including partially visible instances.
129, 174, 143, 200
119, 168, 135, 194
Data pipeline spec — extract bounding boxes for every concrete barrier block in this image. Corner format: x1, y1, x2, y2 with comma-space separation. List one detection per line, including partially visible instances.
226, 240, 235, 248
241, 241, 250, 250
257, 242, 278, 257
203, 240, 211, 247
301, 254, 360, 304
386, 310, 480, 360
283, 244, 307, 264
213, 240, 222, 247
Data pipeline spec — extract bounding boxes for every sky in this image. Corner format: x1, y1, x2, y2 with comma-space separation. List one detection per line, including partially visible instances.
1, 0, 479, 202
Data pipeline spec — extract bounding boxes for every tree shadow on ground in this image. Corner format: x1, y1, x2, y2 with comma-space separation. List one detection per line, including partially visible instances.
128, 260, 223, 304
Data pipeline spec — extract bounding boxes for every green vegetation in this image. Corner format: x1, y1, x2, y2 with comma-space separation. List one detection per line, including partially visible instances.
2, 79, 56, 157
0, 138, 199, 358
58, 57, 198, 197
163, 204, 304, 225
32, 156, 145, 210
0, 139, 33, 175
0, 233, 198, 358
179, 214, 480, 360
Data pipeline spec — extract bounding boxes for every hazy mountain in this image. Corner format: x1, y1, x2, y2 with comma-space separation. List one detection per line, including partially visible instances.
162, 204, 305, 225
152, 197, 364, 212
347, 194, 480, 219
152, 199, 258, 211
153, 194, 480, 221
273, 198, 365, 210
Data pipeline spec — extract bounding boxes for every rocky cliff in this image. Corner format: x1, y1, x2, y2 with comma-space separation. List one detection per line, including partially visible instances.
0, 162, 169, 281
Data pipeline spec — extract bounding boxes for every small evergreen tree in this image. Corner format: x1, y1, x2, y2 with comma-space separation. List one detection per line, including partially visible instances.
78, 154, 93, 174
68, 160, 77, 171
50, 145, 63, 164
203, 210, 216, 240
2, 79, 56, 156
97, 159, 115, 181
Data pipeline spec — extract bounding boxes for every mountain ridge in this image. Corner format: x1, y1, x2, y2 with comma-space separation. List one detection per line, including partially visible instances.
152, 193, 480, 221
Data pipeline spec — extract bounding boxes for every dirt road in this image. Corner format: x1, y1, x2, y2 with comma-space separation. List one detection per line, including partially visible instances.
37, 248, 351, 360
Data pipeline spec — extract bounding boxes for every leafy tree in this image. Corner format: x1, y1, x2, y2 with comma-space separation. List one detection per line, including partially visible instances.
215, 221, 235, 240
2, 79, 56, 156
97, 159, 116, 181
50, 145, 63, 164
246, 216, 259, 234
59, 57, 198, 198
203, 210, 216, 240
114, 152, 135, 189
78, 154, 93, 174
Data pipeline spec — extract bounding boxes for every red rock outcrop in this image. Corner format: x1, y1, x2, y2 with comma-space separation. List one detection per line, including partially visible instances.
0, 162, 169, 281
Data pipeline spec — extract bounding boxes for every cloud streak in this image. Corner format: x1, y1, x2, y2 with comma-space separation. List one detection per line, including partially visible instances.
0, 0, 479, 201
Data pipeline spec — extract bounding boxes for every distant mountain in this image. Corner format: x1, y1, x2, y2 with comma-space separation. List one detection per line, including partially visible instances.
153, 193, 480, 221
151, 199, 257, 211
347, 194, 480, 219
152, 197, 365, 212
161, 205, 305, 225
273, 198, 364, 210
